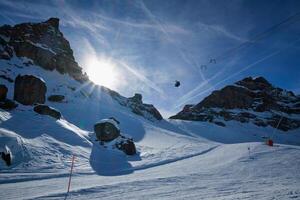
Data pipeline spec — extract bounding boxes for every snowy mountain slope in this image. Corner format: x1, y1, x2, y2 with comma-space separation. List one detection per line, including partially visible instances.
0, 56, 213, 173
0, 18, 300, 200
169, 119, 300, 145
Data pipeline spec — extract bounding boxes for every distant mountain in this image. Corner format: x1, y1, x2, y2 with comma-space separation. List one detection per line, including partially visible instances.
0, 18, 162, 121
170, 77, 300, 131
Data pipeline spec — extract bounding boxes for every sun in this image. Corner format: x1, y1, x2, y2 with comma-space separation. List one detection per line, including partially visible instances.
86, 56, 119, 88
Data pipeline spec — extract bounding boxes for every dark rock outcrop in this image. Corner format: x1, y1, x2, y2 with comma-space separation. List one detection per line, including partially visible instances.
0, 18, 88, 82
33, 104, 61, 119
170, 76, 300, 131
1, 151, 12, 166
127, 93, 163, 120
0, 84, 8, 101
47, 94, 65, 102
128, 93, 143, 104
111, 92, 163, 121
14, 75, 46, 105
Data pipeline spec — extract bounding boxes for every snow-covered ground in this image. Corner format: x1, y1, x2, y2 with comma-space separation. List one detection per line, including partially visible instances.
1, 57, 300, 199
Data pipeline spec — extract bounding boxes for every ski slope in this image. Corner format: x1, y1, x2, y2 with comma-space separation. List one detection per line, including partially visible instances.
1, 57, 300, 199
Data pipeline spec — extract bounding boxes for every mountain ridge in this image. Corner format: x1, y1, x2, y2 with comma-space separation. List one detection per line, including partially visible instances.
170, 76, 300, 131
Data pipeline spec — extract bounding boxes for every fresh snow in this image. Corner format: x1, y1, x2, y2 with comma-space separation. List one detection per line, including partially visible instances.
0, 56, 300, 199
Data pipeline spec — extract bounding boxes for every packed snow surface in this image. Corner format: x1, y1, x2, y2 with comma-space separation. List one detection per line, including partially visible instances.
0, 57, 300, 199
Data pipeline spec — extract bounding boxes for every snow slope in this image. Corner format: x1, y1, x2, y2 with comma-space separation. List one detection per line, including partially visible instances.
1, 57, 300, 199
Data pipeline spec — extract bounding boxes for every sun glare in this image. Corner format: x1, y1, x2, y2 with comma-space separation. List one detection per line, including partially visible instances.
86, 56, 119, 89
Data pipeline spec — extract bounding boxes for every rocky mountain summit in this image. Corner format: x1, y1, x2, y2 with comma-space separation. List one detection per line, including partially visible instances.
0, 18, 163, 121
170, 77, 300, 131
0, 18, 88, 82
108, 92, 163, 120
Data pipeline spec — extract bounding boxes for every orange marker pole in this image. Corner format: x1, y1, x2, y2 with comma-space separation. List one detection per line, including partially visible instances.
66, 155, 75, 197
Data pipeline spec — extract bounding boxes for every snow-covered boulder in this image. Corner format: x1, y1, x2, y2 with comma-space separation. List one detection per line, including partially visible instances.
0, 129, 28, 169
33, 104, 61, 119
14, 75, 47, 105
94, 118, 120, 142
94, 118, 137, 155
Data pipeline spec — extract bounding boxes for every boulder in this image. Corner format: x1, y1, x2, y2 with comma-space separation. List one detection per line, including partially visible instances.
1, 151, 11, 166
214, 121, 226, 127
14, 75, 47, 105
0, 99, 18, 110
116, 138, 136, 155
33, 104, 61, 119
0, 84, 8, 101
94, 119, 120, 142
47, 94, 65, 102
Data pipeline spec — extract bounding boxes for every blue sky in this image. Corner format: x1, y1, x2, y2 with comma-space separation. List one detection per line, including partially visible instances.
1, 0, 300, 117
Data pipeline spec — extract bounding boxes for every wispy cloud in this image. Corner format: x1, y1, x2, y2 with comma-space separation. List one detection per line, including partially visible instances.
117, 60, 165, 96
197, 22, 247, 42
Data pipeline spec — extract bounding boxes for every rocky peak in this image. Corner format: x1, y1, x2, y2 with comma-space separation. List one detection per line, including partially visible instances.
128, 93, 143, 104
0, 18, 88, 82
107, 89, 163, 121
127, 93, 163, 120
44, 18, 60, 29
170, 76, 300, 131
236, 76, 273, 91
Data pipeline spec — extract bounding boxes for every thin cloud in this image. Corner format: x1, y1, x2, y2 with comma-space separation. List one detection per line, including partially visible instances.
197, 22, 247, 42
117, 60, 165, 96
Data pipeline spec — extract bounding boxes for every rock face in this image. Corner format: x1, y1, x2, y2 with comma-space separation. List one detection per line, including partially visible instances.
128, 93, 163, 120
0, 18, 88, 82
170, 77, 300, 131
47, 95, 65, 102
0, 84, 8, 101
33, 104, 61, 119
14, 75, 47, 105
